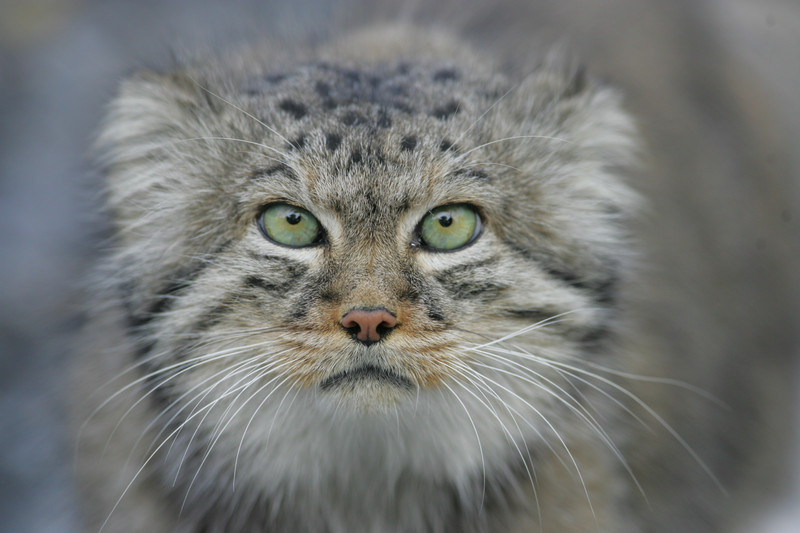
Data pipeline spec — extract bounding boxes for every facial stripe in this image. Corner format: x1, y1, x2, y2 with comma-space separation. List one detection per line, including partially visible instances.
503, 241, 618, 305
251, 163, 297, 182
433, 257, 507, 300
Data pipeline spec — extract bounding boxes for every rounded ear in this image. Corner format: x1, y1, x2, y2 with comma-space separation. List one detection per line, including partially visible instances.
95, 69, 209, 162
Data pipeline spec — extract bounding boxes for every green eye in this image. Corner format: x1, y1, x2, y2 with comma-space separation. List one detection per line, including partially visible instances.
419, 204, 481, 251
258, 203, 321, 247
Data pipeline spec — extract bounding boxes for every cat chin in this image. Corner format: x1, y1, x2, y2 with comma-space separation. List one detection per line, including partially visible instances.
318, 384, 416, 413
220, 385, 515, 491
316, 362, 417, 411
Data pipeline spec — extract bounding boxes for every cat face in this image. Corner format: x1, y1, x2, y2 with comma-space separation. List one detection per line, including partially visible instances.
100, 57, 637, 458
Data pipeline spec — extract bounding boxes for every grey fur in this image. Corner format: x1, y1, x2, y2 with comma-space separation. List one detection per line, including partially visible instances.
70, 10, 799, 533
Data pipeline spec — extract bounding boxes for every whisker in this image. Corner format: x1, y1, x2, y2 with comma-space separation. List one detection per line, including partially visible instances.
455, 134, 571, 160
445, 362, 541, 522
180, 365, 301, 509
452, 85, 518, 147
185, 76, 294, 151
441, 381, 487, 507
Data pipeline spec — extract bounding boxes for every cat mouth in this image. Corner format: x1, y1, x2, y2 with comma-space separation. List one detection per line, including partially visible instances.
319, 364, 415, 391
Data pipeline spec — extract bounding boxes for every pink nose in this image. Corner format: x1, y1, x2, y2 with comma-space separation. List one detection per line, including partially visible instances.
340, 308, 398, 344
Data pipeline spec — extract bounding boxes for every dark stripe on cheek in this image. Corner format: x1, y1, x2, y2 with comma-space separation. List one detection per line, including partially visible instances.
435, 277, 508, 299
248, 252, 309, 275
504, 309, 558, 323
504, 242, 619, 306
452, 167, 491, 183
122, 240, 232, 341
252, 163, 296, 181
433, 258, 506, 300
427, 306, 446, 323
246, 276, 282, 292
192, 301, 235, 333
579, 324, 613, 349
543, 266, 618, 305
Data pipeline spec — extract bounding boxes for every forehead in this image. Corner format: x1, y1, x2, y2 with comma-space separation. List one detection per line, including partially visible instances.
242, 61, 505, 123
235, 62, 505, 217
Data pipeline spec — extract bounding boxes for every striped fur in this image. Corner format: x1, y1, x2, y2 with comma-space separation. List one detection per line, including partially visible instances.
75, 26, 643, 533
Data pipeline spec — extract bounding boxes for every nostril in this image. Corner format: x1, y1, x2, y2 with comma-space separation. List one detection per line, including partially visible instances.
340, 308, 398, 344
341, 317, 362, 336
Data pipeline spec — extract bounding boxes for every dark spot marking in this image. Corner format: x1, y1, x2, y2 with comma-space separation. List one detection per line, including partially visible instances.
392, 102, 413, 114
326, 133, 341, 151
289, 135, 306, 150
315, 81, 331, 98
265, 73, 288, 84
440, 139, 458, 152
400, 135, 417, 152
396, 63, 411, 75
563, 65, 588, 98
387, 84, 408, 97
342, 69, 362, 86
350, 149, 362, 164
342, 111, 362, 126
279, 99, 307, 119
377, 109, 392, 128
320, 364, 414, 391
433, 68, 460, 82
431, 100, 460, 120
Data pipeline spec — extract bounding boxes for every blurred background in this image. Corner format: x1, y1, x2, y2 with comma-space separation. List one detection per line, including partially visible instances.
1, 0, 798, 531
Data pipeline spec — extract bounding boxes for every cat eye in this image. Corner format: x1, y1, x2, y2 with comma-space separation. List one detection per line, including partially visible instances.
419, 204, 481, 251
258, 203, 322, 247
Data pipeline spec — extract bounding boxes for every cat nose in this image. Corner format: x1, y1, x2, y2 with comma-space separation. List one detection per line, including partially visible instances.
340, 308, 398, 345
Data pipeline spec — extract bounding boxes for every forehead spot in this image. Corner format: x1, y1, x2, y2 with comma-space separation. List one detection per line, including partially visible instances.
279, 99, 308, 119
439, 139, 459, 153
431, 100, 461, 120
342, 111, 363, 126
315, 81, 331, 97
433, 68, 460, 82
377, 109, 392, 128
326, 132, 342, 152
288, 134, 306, 150
400, 135, 417, 152
266, 73, 288, 84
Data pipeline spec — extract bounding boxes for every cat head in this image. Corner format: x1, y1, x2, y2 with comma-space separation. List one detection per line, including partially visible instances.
96, 37, 638, 415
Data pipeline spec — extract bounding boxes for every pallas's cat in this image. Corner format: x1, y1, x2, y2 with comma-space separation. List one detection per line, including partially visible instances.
73, 26, 741, 533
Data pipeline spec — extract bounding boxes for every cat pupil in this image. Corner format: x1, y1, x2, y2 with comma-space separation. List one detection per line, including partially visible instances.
286, 213, 302, 225
437, 214, 453, 227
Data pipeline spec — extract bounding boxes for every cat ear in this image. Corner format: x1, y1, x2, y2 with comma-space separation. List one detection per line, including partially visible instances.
95, 69, 208, 163
94, 69, 223, 225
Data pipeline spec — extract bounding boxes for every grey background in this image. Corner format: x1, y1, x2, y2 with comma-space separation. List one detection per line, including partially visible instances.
1, 0, 798, 531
